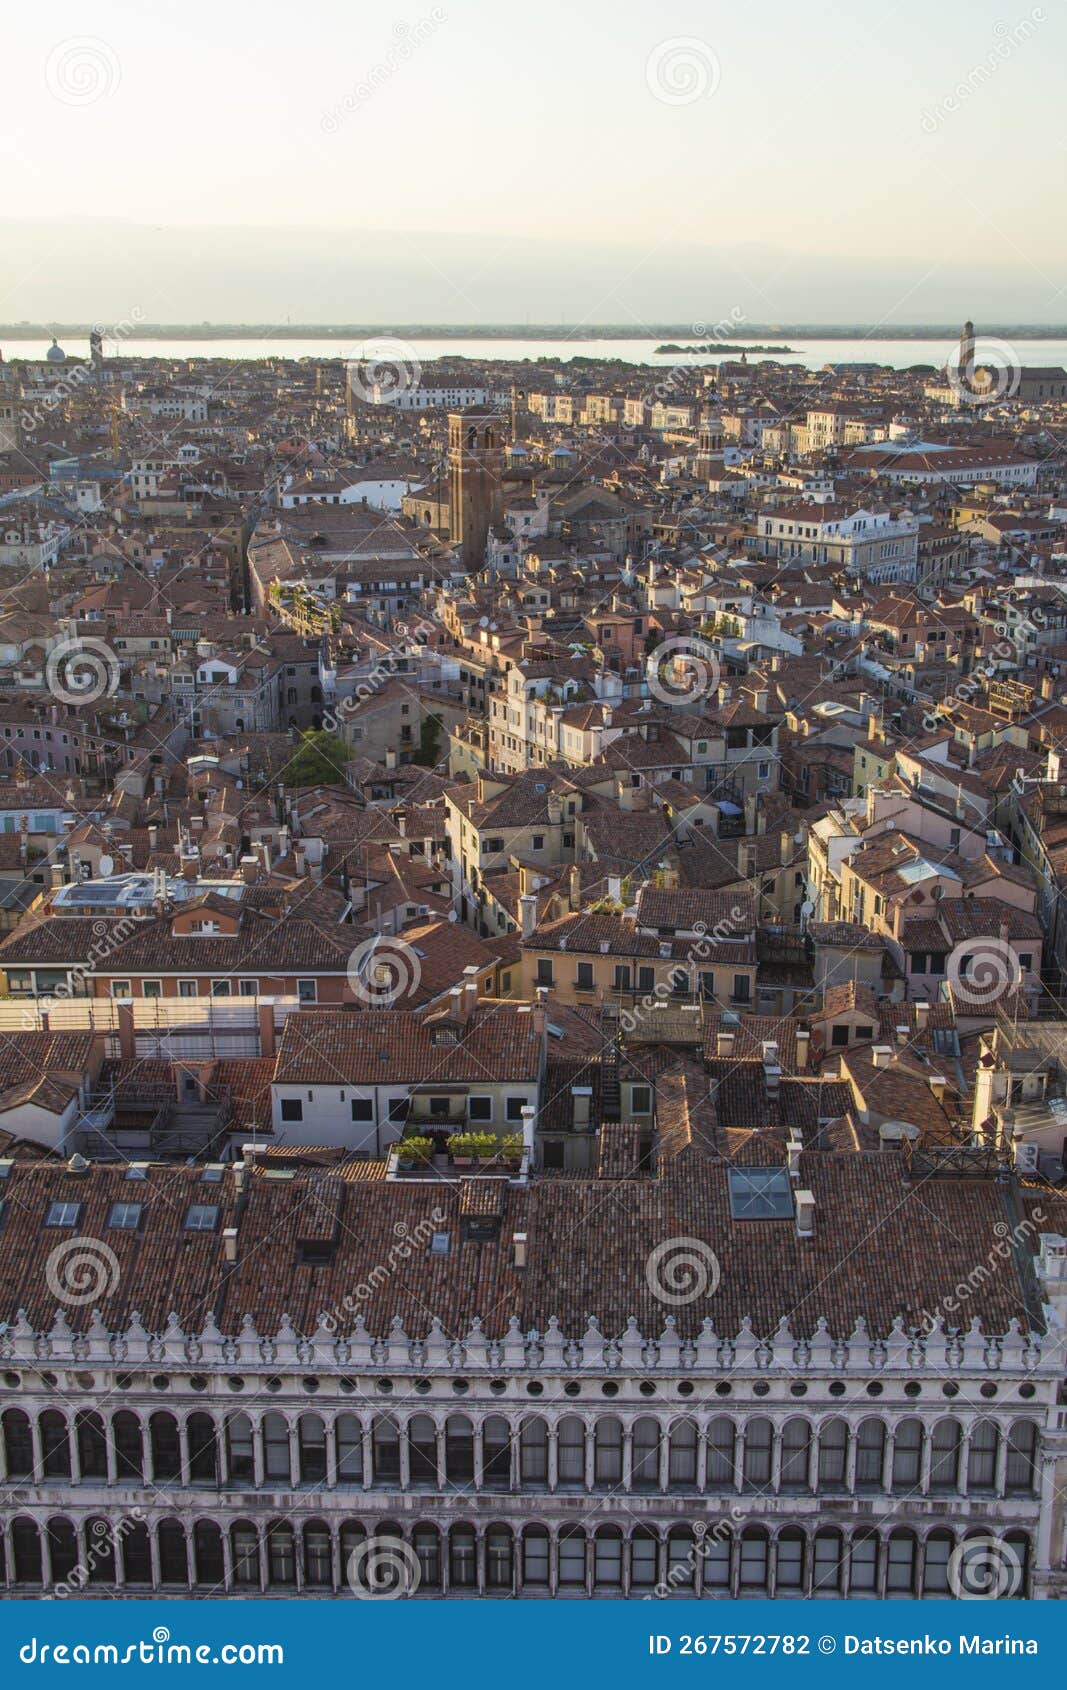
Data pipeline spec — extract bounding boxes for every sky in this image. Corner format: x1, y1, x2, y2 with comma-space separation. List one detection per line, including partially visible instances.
2, 0, 1064, 325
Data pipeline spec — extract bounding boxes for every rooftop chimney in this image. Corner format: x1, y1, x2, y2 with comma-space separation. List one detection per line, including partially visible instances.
870, 1045, 893, 1069
928, 1075, 947, 1103
461, 964, 480, 1014
520, 1104, 537, 1155
794, 1188, 816, 1238
519, 893, 538, 939
787, 1130, 803, 1179
716, 1030, 735, 1059
223, 1227, 238, 1265
914, 1000, 930, 1029
795, 1028, 810, 1071
513, 1231, 528, 1269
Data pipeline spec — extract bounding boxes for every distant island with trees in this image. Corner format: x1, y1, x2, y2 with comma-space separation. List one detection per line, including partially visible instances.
655, 342, 795, 356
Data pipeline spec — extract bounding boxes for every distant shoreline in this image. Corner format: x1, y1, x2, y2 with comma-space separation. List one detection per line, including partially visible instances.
3, 322, 1067, 341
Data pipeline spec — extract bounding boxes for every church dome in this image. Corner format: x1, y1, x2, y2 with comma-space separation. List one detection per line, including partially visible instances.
46, 339, 66, 363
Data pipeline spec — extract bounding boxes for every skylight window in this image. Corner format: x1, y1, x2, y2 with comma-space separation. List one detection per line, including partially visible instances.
184, 1204, 219, 1232
727, 1167, 794, 1221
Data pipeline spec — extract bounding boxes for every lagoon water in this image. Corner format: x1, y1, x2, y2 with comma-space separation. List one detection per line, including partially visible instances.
5, 335, 1067, 371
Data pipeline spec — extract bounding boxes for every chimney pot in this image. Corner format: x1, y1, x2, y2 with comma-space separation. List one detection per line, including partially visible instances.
871, 1045, 893, 1068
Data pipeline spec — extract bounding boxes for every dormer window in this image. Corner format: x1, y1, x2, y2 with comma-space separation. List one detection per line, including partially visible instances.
432, 1025, 459, 1046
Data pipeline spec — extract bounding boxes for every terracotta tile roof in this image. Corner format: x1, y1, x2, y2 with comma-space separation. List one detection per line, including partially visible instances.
273, 1006, 543, 1086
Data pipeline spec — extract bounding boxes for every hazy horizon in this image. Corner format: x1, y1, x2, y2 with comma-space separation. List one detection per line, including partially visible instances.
4, 0, 1064, 323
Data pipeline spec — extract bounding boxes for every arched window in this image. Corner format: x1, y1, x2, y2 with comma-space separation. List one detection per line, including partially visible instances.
780, 1419, 811, 1490
817, 1419, 848, 1489
413, 1524, 441, 1588
483, 1416, 511, 1488
594, 1527, 623, 1588
668, 1419, 698, 1486
303, 1521, 331, 1588
967, 1420, 999, 1491
706, 1418, 736, 1488
46, 1516, 78, 1585
76, 1410, 107, 1480
112, 1412, 143, 1481
158, 1519, 188, 1587
149, 1412, 180, 1482
408, 1415, 437, 1485
85, 1519, 116, 1585
226, 1414, 255, 1484
336, 1415, 363, 1483
667, 1527, 696, 1589
39, 1410, 70, 1479
231, 1522, 260, 1587
855, 1418, 886, 1489
3, 1409, 33, 1478
1006, 1421, 1038, 1494
891, 1417, 923, 1490
631, 1528, 658, 1590
594, 1417, 623, 1485
743, 1418, 773, 1488
263, 1413, 291, 1483
929, 1418, 961, 1492
702, 1528, 732, 1591
848, 1531, 879, 1594
922, 1530, 952, 1594
632, 1417, 660, 1490
339, 1521, 366, 1579
1003, 1532, 1031, 1597
521, 1526, 549, 1590
372, 1417, 400, 1483
886, 1529, 916, 1594
192, 1520, 223, 1587
267, 1522, 296, 1586
557, 1416, 585, 1486
558, 1525, 586, 1587
122, 1521, 152, 1587
187, 1413, 218, 1484
776, 1529, 805, 1592
11, 1517, 42, 1585
739, 1528, 769, 1591
445, 1416, 474, 1484
486, 1525, 513, 1590
813, 1529, 843, 1592
520, 1418, 547, 1485
298, 1414, 326, 1484
449, 1524, 476, 1588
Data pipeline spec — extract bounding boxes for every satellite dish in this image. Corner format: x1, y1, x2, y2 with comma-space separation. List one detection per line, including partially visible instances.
479, 616, 489, 628
98, 853, 114, 877
447, 911, 458, 923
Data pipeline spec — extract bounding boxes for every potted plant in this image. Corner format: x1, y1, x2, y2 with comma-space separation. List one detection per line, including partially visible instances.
502, 1133, 523, 1169
403, 1135, 434, 1168
447, 1132, 477, 1167
470, 1132, 498, 1165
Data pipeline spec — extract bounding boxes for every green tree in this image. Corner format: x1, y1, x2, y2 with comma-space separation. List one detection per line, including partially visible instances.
285, 729, 350, 787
